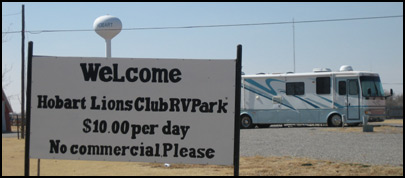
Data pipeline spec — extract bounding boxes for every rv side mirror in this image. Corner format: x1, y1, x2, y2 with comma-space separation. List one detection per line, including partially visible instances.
367, 88, 372, 96
385, 89, 394, 99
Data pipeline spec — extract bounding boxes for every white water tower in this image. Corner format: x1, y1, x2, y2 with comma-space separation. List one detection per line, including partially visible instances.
93, 15, 122, 58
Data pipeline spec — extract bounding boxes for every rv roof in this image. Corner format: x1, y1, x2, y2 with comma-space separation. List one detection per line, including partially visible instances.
243, 71, 379, 78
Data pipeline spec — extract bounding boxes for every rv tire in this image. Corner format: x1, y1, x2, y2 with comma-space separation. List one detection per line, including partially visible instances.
328, 114, 342, 127
240, 115, 254, 129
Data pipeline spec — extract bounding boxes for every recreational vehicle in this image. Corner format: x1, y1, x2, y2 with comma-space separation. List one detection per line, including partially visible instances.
240, 65, 391, 128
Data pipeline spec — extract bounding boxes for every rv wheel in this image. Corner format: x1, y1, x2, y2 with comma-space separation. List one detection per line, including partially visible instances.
240, 115, 254, 129
328, 114, 342, 127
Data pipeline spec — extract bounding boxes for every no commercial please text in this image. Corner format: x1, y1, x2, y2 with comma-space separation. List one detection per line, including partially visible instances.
49, 140, 215, 159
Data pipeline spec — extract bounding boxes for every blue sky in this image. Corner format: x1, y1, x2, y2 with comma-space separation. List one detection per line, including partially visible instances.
2, 2, 403, 113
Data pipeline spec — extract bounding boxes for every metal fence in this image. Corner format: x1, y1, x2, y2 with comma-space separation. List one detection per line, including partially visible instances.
386, 106, 403, 119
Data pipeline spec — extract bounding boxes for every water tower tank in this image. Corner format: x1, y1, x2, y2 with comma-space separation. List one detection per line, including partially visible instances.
93, 15, 122, 58
93, 15, 122, 40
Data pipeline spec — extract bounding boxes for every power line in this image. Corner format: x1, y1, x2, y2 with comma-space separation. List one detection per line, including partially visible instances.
2, 15, 403, 34
2, 12, 21, 17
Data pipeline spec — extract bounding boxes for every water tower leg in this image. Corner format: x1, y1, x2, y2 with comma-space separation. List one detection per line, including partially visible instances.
106, 39, 112, 58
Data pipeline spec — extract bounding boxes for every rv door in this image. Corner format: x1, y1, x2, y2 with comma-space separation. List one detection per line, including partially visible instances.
347, 79, 360, 120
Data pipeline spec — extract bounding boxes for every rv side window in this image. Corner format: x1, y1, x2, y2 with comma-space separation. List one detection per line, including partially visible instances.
316, 77, 331, 94
339, 81, 346, 95
286, 82, 305, 95
349, 80, 359, 95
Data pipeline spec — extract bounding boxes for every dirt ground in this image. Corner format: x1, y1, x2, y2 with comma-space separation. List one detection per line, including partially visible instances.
2, 139, 403, 176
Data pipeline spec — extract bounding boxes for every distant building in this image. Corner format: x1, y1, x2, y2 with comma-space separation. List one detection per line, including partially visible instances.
2, 88, 13, 133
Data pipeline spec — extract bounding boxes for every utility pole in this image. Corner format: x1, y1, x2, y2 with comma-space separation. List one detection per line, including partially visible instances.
21, 4, 25, 139
292, 18, 296, 73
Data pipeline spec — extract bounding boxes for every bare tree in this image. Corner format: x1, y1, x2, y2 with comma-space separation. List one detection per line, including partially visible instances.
2, 65, 13, 89
2, 18, 13, 89
2, 18, 13, 43
386, 92, 403, 107
385, 91, 403, 119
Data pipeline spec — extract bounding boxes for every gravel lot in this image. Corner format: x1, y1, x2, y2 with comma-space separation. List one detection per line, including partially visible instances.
240, 126, 403, 166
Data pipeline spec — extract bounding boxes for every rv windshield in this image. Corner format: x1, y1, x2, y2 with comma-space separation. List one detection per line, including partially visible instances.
360, 76, 384, 97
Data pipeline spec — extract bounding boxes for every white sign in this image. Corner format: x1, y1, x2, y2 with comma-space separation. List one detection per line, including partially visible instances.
29, 56, 236, 165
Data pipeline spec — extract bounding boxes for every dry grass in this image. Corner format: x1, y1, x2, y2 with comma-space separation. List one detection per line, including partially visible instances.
323, 119, 403, 134
239, 156, 403, 176
382, 119, 404, 125
2, 138, 403, 176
